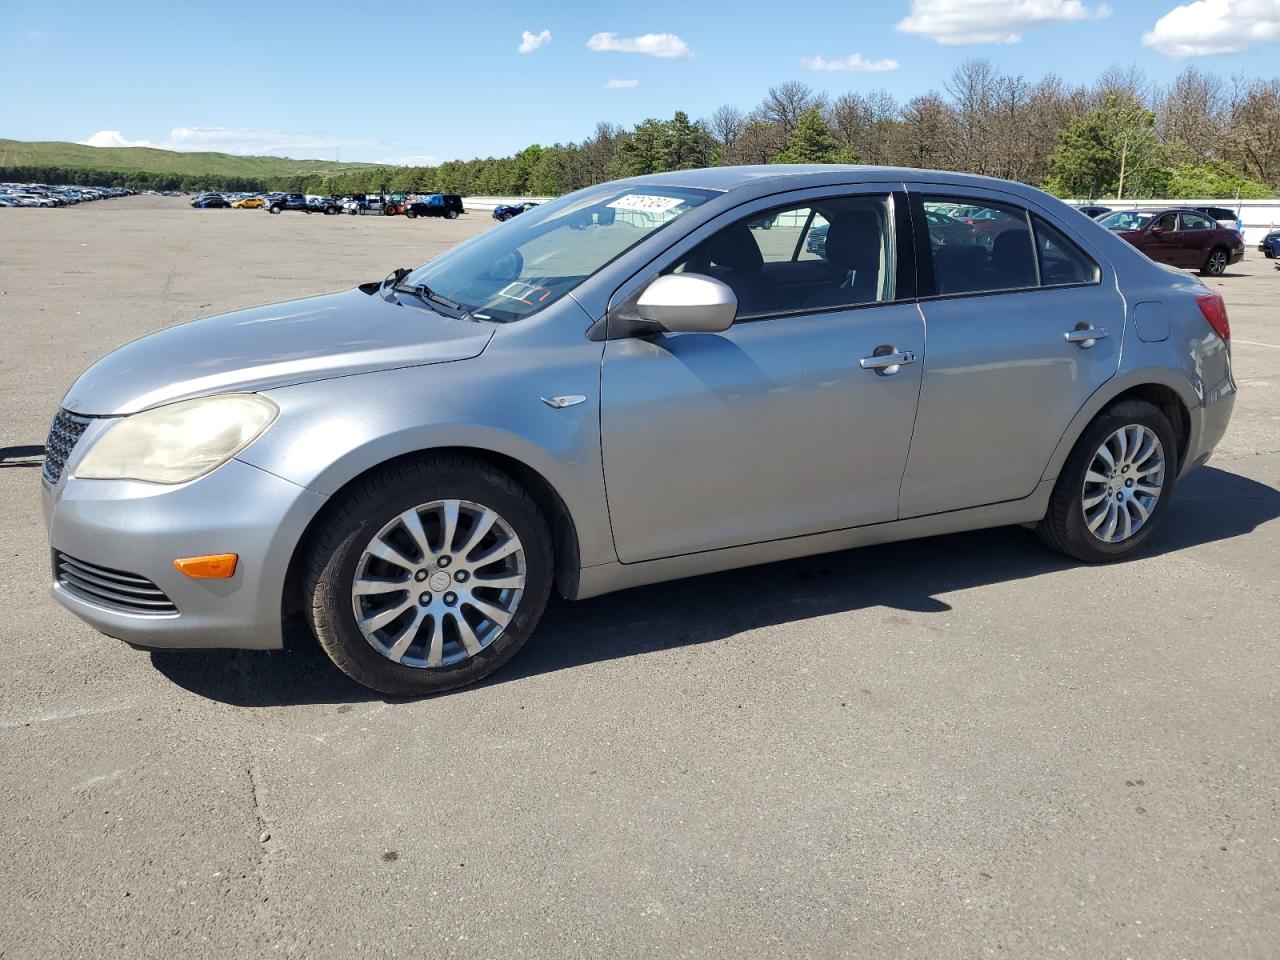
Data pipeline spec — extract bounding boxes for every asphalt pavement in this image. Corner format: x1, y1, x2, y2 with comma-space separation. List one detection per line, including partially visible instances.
1, 196, 1277, 958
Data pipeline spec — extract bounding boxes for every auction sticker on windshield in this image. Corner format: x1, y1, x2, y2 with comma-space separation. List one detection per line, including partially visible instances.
607, 194, 686, 214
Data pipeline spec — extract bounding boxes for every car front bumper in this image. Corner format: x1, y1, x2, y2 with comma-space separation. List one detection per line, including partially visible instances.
42, 456, 327, 650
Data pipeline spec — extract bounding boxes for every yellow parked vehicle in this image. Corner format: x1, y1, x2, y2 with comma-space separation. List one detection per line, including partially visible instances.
232, 196, 265, 209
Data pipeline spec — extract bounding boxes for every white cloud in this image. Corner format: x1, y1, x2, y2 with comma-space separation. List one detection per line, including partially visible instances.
1143, 0, 1280, 57
80, 130, 156, 148
605, 78, 640, 88
78, 127, 415, 163
518, 29, 551, 53
896, 0, 1110, 45
586, 32, 693, 58
802, 53, 900, 72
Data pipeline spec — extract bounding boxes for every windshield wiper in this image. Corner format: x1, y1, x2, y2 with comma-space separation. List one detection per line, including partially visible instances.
391, 280, 476, 322
392, 281, 462, 312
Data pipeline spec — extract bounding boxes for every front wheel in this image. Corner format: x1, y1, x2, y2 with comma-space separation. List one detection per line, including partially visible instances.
405, 209, 416, 219
268, 205, 282, 214
445, 209, 458, 220
1036, 399, 1177, 563
305, 456, 553, 696
1201, 246, 1229, 276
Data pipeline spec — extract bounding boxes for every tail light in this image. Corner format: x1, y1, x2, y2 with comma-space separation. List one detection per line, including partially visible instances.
1197, 292, 1230, 342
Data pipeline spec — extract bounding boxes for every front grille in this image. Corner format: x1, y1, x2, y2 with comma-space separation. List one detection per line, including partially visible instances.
54, 552, 178, 616
43, 409, 90, 484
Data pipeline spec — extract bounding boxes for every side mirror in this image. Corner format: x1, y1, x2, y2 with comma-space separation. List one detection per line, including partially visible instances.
634, 273, 737, 334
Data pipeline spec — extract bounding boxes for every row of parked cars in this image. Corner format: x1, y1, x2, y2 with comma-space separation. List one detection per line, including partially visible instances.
190, 191, 466, 219
0, 183, 136, 207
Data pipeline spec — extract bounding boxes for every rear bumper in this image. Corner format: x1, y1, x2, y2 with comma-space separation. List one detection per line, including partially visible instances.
1184, 368, 1236, 475
43, 457, 326, 650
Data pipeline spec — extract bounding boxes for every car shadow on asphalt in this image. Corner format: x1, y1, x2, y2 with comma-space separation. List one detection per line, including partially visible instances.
150, 465, 1280, 707
0, 445, 44, 468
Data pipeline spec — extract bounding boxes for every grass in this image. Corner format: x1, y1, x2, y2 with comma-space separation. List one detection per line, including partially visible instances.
0, 139, 385, 177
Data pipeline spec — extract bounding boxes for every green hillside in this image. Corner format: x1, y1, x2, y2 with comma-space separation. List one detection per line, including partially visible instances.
0, 138, 384, 178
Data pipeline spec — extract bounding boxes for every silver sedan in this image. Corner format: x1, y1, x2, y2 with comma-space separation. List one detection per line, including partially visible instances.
41, 166, 1236, 695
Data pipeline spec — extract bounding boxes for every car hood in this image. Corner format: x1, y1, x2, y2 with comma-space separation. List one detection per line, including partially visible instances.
62, 288, 494, 416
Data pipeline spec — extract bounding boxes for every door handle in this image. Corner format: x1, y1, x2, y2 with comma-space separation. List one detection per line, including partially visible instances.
1064, 326, 1110, 347
859, 350, 918, 373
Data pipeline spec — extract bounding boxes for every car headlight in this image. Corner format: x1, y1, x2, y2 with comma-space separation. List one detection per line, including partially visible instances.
74, 394, 278, 484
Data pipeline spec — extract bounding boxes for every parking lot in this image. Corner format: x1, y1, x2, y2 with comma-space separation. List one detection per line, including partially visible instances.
1, 194, 1277, 958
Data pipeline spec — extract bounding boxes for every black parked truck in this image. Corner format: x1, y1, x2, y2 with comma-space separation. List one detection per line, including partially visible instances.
267, 193, 340, 215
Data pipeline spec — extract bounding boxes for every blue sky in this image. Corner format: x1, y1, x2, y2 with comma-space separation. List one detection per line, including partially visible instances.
3, 0, 1279, 165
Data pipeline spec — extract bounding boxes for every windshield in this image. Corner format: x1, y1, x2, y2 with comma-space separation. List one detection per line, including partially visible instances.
1098, 211, 1153, 232
402, 183, 716, 322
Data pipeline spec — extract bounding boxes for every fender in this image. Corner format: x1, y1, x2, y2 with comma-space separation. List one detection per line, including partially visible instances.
1039, 365, 1201, 484
241, 354, 615, 571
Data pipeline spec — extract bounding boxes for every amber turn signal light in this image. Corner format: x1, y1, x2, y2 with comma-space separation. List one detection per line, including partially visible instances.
173, 554, 239, 579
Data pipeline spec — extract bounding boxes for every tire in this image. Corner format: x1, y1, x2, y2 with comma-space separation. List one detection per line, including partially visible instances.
1201, 246, 1229, 276
383, 205, 396, 216
269, 205, 282, 215
1036, 399, 1178, 563
305, 455, 554, 696
405, 209, 417, 219
445, 209, 458, 220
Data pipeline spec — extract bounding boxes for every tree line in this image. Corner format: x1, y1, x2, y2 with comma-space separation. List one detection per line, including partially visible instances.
9, 62, 1278, 201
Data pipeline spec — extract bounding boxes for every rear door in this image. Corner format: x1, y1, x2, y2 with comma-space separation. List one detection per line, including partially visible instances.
899, 186, 1124, 518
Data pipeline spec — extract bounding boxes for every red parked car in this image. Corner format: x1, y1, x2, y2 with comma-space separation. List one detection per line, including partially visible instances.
1098, 208, 1244, 277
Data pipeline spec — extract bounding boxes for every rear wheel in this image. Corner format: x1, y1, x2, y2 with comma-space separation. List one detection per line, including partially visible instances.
1201, 246, 1229, 276
305, 455, 553, 696
405, 209, 417, 219
1036, 399, 1177, 563
383, 205, 396, 216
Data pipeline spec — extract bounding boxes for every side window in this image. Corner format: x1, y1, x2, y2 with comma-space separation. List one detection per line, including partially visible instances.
1154, 212, 1178, 232
671, 195, 894, 318
1032, 216, 1100, 287
747, 209, 806, 263
1180, 212, 1212, 231
921, 198, 1036, 295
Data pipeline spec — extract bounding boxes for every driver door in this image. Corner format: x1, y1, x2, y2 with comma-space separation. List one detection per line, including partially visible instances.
1146, 211, 1184, 265
599, 189, 925, 564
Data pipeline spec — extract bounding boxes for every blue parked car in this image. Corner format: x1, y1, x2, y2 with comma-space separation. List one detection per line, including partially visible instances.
492, 201, 539, 222
190, 194, 231, 209
1258, 229, 1280, 258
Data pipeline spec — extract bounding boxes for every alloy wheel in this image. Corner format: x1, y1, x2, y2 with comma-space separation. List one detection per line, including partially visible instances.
350, 499, 526, 668
1081, 424, 1165, 543
1208, 250, 1227, 274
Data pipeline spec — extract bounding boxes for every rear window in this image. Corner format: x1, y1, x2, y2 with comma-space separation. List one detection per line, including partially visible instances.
919, 197, 1099, 296
921, 198, 1037, 295
1033, 216, 1100, 287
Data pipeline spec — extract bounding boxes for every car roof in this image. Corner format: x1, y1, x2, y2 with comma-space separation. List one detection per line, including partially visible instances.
618, 163, 1050, 196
